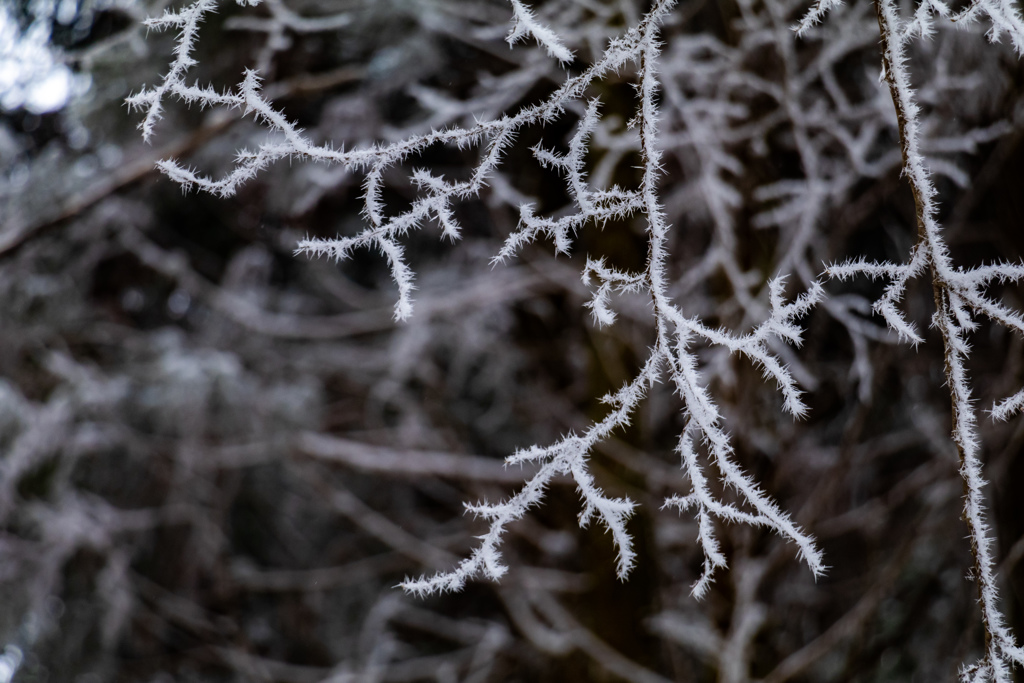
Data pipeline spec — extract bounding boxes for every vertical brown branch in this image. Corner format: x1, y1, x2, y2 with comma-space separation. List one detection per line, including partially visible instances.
873, 0, 996, 666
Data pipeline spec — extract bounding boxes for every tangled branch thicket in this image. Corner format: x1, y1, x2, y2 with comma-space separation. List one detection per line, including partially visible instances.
4, 0, 1024, 680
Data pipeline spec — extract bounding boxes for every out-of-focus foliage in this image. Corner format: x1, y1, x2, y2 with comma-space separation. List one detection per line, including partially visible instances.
3, 0, 1024, 681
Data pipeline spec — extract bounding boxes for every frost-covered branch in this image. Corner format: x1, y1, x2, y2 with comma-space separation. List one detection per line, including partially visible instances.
129, 0, 828, 601
803, 1, 1024, 679
506, 0, 574, 63
401, 0, 824, 595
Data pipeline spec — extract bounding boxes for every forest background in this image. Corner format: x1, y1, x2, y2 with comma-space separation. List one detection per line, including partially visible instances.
3, 0, 1024, 681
